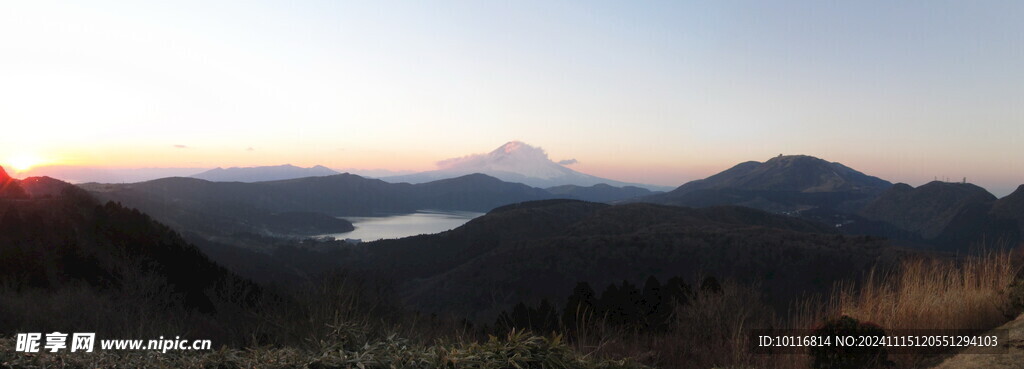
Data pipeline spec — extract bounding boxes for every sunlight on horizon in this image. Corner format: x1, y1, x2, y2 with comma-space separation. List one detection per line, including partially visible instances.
4, 153, 47, 173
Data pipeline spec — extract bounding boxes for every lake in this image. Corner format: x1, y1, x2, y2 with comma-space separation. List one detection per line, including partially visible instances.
320, 210, 484, 242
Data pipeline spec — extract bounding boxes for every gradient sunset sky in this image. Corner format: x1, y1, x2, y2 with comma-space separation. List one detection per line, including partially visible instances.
1, 1, 1022, 195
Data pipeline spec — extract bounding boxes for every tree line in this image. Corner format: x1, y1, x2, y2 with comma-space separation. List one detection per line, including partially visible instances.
494, 275, 723, 334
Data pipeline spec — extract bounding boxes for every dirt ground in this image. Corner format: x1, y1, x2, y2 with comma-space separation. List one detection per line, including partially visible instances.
932, 315, 1024, 369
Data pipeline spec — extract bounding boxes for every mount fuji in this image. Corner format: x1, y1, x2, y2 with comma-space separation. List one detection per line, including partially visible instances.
382, 141, 668, 190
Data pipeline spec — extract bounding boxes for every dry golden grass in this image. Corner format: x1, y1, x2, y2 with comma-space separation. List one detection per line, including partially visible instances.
819, 251, 1021, 368
576, 250, 1023, 369
572, 281, 809, 369
833, 251, 1017, 332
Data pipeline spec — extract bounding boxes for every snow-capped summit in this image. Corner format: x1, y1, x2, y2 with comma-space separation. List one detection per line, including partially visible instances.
383, 141, 666, 190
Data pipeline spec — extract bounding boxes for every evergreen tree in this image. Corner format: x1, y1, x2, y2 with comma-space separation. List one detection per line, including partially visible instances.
597, 283, 620, 323
598, 280, 642, 326
533, 298, 559, 333
562, 281, 596, 331
641, 275, 663, 329
510, 302, 530, 329
495, 301, 532, 334
618, 280, 642, 326
663, 276, 692, 306
700, 276, 722, 294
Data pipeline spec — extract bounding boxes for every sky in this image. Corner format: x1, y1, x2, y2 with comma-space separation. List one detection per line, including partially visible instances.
1, 1, 1022, 196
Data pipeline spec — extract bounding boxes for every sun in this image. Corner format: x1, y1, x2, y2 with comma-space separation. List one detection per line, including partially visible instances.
7, 154, 44, 172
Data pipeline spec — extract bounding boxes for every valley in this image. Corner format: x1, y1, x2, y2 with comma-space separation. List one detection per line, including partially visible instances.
5, 3, 1021, 367
3, 153, 1022, 369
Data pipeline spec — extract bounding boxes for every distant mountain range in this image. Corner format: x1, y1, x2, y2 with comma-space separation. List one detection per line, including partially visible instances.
632, 155, 1022, 251
167, 141, 672, 189
191, 164, 340, 182
28, 141, 668, 189
16, 165, 207, 184
82, 165, 675, 241
383, 141, 671, 191
337, 168, 416, 178
75, 153, 1024, 253
81, 173, 554, 239
17, 164, 410, 184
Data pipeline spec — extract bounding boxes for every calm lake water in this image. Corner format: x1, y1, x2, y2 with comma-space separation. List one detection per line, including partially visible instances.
321, 210, 484, 242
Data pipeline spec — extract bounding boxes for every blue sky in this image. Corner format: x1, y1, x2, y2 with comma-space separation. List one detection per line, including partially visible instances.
1, 1, 1021, 195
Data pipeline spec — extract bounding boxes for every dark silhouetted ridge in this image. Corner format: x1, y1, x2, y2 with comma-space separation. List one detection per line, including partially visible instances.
0, 176, 263, 336
860, 181, 996, 239
637, 155, 891, 213
991, 184, 1024, 228
854, 181, 1020, 250
0, 166, 28, 200
546, 183, 657, 203
191, 164, 339, 182
667, 155, 890, 195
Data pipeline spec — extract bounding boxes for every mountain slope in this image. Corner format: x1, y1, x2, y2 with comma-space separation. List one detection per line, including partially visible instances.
860, 181, 997, 239
0, 166, 28, 199
991, 185, 1024, 228
340, 200, 907, 320
638, 155, 892, 212
17, 176, 73, 198
191, 164, 339, 182
0, 170, 262, 337
857, 181, 1020, 249
353, 199, 608, 282
667, 160, 762, 194
717, 155, 889, 192
546, 183, 658, 203
383, 141, 668, 190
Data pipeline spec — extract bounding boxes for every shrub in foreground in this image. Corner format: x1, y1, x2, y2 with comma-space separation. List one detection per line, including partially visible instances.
809, 316, 893, 369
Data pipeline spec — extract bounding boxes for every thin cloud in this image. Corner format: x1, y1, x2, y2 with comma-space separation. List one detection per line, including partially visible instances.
558, 159, 578, 165
437, 155, 487, 170
437, 141, 551, 170
172, 144, 188, 149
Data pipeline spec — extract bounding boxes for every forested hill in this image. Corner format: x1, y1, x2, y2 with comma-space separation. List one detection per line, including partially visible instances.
0, 174, 262, 339
340, 199, 911, 321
